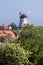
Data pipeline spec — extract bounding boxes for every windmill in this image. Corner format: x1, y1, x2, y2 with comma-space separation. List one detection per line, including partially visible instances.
19, 11, 30, 29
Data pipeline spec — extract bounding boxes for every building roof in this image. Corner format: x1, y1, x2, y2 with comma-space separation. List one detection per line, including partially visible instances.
0, 30, 19, 40
20, 14, 27, 18
37, 26, 43, 29
2, 26, 9, 30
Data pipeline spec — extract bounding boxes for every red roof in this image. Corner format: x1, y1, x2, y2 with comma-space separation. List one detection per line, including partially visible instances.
2, 26, 9, 30
0, 30, 19, 40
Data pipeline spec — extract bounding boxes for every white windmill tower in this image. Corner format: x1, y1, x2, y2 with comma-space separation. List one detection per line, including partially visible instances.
19, 11, 30, 29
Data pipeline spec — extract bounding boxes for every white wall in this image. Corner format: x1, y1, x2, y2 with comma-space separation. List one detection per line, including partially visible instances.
19, 18, 28, 27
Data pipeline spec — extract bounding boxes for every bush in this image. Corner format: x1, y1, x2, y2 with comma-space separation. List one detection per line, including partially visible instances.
0, 43, 31, 65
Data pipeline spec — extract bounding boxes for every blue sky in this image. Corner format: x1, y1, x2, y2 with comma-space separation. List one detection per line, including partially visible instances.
0, 0, 43, 26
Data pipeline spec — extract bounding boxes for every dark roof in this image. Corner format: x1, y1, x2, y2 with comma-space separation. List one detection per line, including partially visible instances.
20, 14, 27, 18
37, 26, 43, 29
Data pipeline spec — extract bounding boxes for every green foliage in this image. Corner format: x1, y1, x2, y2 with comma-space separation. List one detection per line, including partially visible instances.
0, 37, 4, 42
9, 22, 18, 30
0, 24, 43, 65
19, 24, 43, 65
37, 57, 43, 65
20, 24, 43, 39
0, 43, 32, 65
0, 26, 3, 30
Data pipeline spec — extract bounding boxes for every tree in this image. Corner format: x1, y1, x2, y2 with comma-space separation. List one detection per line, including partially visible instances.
0, 24, 43, 65
0, 43, 32, 65
18, 24, 43, 65
9, 22, 18, 30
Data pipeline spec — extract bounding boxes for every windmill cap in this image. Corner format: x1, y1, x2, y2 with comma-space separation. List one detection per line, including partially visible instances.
20, 13, 27, 18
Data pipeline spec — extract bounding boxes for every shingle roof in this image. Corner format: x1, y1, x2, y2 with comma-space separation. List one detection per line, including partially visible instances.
20, 14, 27, 18
0, 30, 19, 40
